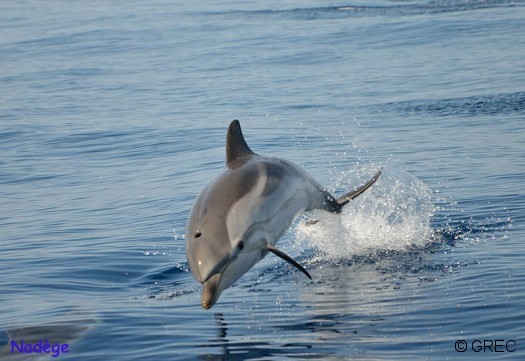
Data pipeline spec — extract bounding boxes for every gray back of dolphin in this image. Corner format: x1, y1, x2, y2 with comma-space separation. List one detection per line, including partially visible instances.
185, 120, 381, 309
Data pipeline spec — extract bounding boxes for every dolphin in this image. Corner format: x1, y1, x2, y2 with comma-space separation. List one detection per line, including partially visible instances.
185, 120, 381, 309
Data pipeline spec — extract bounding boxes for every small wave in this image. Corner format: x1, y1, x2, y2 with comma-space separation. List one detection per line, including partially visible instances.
141, 286, 199, 301
296, 167, 436, 261
370, 91, 525, 117
137, 264, 188, 284
208, 0, 525, 20
433, 201, 513, 245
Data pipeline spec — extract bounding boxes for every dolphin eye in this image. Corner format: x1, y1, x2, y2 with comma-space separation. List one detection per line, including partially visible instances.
237, 240, 244, 250
195, 232, 202, 238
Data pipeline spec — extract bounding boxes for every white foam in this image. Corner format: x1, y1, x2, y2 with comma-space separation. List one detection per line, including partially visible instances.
295, 166, 436, 260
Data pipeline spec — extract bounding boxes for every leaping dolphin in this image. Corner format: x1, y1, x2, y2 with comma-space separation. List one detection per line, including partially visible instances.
185, 120, 381, 309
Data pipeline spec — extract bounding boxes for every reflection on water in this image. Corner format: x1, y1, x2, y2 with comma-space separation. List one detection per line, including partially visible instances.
214, 313, 228, 340
191, 244, 458, 360
195, 313, 295, 361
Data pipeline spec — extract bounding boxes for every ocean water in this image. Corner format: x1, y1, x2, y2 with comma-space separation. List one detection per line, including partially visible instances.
1, 0, 524, 360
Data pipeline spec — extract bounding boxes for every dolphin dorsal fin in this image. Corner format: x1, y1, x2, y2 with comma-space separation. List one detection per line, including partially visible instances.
226, 120, 256, 167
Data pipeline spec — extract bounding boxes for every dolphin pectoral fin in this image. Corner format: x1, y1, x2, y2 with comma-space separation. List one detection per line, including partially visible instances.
266, 244, 312, 280
337, 169, 382, 206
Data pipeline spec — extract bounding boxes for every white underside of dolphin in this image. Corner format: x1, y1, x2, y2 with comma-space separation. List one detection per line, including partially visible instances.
185, 120, 381, 309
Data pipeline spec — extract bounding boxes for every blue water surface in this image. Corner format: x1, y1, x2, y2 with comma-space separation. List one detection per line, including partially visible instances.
1, 0, 524, 360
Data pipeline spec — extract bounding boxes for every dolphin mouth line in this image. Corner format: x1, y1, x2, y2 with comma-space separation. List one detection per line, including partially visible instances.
201, 246, 242, 309
201, 273, 222, 310
202, 242, 243, 284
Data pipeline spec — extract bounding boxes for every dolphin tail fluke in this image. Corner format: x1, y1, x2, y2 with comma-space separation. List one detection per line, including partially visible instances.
337, 169, 382, 206
266, 244, 312, 280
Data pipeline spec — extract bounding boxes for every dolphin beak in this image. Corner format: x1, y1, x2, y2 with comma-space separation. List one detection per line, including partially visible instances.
201, 273, 222, 310
200, 244, 244, 309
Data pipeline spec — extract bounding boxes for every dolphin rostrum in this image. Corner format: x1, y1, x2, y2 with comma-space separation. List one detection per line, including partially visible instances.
185, 120, 381, 309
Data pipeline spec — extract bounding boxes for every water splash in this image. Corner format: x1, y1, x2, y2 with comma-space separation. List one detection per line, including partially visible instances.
296, 167, 436, 260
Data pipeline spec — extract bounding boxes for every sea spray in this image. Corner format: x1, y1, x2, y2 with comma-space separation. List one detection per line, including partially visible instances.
296, 167, 436, 260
